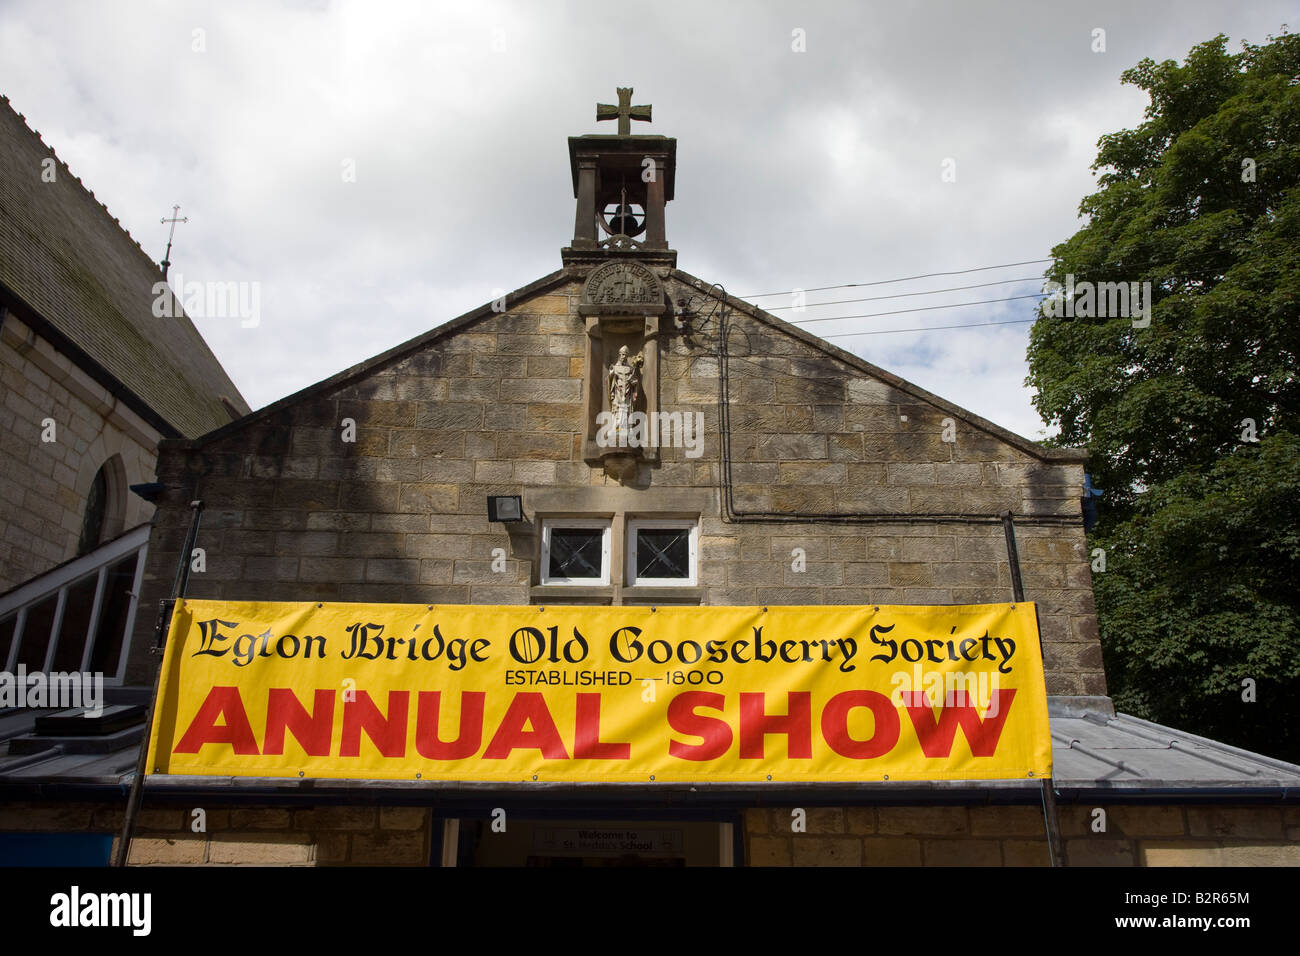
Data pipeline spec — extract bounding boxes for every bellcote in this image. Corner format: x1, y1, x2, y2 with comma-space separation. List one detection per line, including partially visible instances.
561, 88, 677, 268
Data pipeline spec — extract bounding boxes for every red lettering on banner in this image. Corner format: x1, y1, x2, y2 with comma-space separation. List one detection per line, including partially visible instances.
821, 690, 900, 758
165, 683, 1032, 771
340, 690, 409, 758
483, 692, 569, 759
263, 688, 334, 756
903, 689, 1016, 757
573, 693, 630, 759
414, 691, 485, 760
174, 686, 260, 755
667, 691, 732, 760
739, 692, 812, 759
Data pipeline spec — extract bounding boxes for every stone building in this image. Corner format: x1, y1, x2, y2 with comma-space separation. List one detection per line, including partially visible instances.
2, 93, 1297, 866
0, 95, 249, 707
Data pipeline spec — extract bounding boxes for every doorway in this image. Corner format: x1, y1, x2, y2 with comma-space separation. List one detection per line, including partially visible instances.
439, 813, 738, 867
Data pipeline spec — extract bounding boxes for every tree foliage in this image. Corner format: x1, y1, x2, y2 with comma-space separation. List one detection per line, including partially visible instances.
1026, 30, 1300, 760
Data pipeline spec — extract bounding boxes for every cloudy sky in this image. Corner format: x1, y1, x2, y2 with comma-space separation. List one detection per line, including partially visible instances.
1, 0, 1291, 440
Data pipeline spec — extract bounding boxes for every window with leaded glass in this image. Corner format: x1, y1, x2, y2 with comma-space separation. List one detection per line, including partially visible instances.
540, 519, 611, 585
626, 519, 697, 586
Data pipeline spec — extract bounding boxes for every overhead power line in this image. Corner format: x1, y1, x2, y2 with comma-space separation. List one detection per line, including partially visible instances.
737, 246, 1241, 303
822, 317, 1037, 340
763, 275, 1043, 311
739, 258, 1054, 298
787, 292, 1048, 326
713, 246, 1247, 341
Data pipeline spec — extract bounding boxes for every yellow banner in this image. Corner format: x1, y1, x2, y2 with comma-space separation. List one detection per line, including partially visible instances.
147, 600, 1051, 783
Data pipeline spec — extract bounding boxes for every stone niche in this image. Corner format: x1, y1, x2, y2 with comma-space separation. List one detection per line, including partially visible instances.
578, 260, 671, 479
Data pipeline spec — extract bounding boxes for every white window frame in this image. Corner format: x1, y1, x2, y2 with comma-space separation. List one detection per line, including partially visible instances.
540, 518, 612, 586
626, 518, 698, 587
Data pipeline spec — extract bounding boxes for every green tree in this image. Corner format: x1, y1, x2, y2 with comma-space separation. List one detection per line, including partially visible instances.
1026, 30, 1300, 761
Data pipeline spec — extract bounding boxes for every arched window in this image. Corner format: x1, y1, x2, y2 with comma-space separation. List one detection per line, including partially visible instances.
77, 466, 107, 556
77, 455, 127, 555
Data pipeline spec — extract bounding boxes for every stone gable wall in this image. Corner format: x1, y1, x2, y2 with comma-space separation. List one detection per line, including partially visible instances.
127, 279, 1101, 696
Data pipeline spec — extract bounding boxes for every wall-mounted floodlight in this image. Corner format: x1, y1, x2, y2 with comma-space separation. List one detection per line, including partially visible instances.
487, 495, 524, 522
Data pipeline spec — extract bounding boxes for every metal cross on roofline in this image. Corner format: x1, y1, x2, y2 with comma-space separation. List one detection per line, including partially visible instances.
159, 204, 188, 278
596, 87, 651, 136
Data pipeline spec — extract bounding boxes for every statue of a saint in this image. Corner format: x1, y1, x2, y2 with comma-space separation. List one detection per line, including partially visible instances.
608, 345, 643, 432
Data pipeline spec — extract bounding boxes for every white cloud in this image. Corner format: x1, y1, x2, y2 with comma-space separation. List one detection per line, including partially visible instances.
2, 0, 1291, 428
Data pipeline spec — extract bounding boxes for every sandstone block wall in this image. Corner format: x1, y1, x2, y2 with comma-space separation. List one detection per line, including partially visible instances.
3, 799, 1295, 866
127, 277, 1101, 695
743, 806, 1300, 863
0, 313, 159, 590
0, 801, 432, 866
745, 803, 1300, 866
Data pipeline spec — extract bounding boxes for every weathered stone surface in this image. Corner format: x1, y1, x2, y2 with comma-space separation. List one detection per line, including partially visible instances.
843, 562, 890, 586
208, 834, 313, 864
862, 837, 922, 866
747, 836, 792, 866
389, 429, 465, 459
829, 433, 865, 460
785, 562, 842, 586
406, 534, 471, 558
1107, 806, 1186, 837
804, 808, 846, 833
755, 434, 828, 460
1218, 843, 1300, 865
518, 294, 572, 315
1065, 838, 1136, 866
126, 836, 208, 865
124, 285, 1104, 704
314, 833, 350, 864
1137, 840, 1223, 866
1186, 807, 1284, 840
495, 432, 571, 460
792, 837, 863, 866
845, 808, 875, 835
778, 462, 846, 485
889, 562, 933, 587
305, 511, 372, 531
527, 404, 584, 432
448, 378, 499, 402
243, 556, 301, 580
398, 483, 459, 512
294, 807, 378, 830
922, 839, 1001, 866
415, 402, 484, 430
1002, 839, 1051, 866
877, 807, 968, 836
969, 806, 1048, 837
500, 378, 582, 403
230, 808, 294, 830
298, 557, 364, 582
350, 830, 429, 865
365, 558, 419, 583
515, 461, 558, 484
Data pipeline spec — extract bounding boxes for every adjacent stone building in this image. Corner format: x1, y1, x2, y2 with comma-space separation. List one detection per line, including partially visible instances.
2, 91, 1298, 866
0, 94, 249, 701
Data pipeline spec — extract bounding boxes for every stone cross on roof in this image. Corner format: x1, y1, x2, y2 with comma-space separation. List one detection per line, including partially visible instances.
596, 87, 651, 136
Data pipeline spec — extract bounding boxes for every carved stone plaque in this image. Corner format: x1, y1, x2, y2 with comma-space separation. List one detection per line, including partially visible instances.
582, 260, 663, 306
